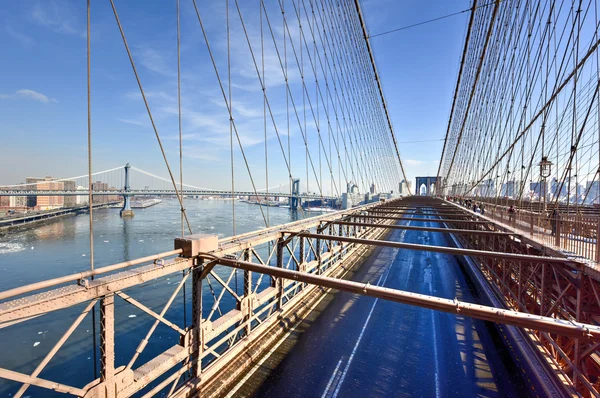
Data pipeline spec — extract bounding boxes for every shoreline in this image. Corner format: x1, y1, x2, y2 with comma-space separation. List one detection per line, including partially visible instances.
0, 202, 121, 233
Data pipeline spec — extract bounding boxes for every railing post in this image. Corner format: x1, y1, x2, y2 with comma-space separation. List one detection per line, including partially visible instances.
530, 213, 534, 236
316, 226, 322, 274
100, 293, 115, 398
243, 249, 252, 336
338, 223, 344, 256
191, 259, 203, 378
596, 219, 600, 263
555, 218, 561, 247
299, 236, 305, 270
276, 238, 284, 311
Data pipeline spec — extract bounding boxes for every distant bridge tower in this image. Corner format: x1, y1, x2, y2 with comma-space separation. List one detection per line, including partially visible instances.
289, 178, 301, 209
120, 163, 134, 217
415, 176, 438, 196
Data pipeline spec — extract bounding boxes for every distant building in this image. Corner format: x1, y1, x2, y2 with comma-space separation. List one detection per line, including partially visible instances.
0, 188, 9, 207
342, 181, 361, 209
92, 181, 109, 204
501, 180, 516, 198
586, 181, 600, 204
63, 180, 77, 208
9, 196, 27, 208
370, 182, 376, 194
76, 187, 86, 205
399, 180, 407, 195
25, 177, 64, 210
479, 179, 495, 197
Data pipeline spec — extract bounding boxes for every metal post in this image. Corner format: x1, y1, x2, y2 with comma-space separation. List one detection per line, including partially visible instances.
530, 213, 534, 236
299, 236, 305, 270
276, 238, 284, 311
596, 220, 600, 263
100, 293, 115, 397
338, 223, 343, 255
243, 249, 252, 336
555, 218, 561, 247
191, 259, 203, 378
316, 230, 322, 274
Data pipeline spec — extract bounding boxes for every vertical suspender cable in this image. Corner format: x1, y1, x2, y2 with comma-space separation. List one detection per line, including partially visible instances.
177, 0, 184, 239
285, 0, 291, 202
262, 1, 269, 227
86, 0, 98, 379
227, 0, 238, 294
227, 0, 236, 236
176, 0, 187, 331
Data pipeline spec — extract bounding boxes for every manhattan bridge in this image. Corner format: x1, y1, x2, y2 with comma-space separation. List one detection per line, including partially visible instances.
2, 0, 600, 397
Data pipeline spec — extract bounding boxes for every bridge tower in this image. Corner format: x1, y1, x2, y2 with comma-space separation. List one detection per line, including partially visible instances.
289, 178, 301, 210
415, 176, 438, 196
120, 163, 134, 217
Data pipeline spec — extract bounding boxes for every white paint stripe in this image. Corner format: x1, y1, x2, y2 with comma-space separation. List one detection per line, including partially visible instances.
425, 216, 441, 398
231, 214, 412, 398
331, 265, 394, 398
428, 265, 441, 398
321, 358, 343, 398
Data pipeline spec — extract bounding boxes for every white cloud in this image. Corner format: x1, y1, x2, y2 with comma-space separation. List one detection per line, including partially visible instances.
0, 89, 57, 103
118, 118, 147, 127
135, 47, 175, 77
5, 25, 35, 48
30, 2, 85, 38
404, 159, 425, 166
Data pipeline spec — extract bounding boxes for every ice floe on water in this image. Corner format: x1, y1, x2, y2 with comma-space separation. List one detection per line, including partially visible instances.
0, 242, 26, 255
33, 342, 40, 347
128, 314, 136, 318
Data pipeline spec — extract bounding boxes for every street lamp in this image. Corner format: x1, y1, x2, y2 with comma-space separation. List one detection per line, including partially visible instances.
539, 156, 553, 213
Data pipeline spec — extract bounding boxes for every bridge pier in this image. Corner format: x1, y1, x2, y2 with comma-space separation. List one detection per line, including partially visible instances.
120, 163, 134, 217
120, 195, 134, 217
289, 178, 301, 210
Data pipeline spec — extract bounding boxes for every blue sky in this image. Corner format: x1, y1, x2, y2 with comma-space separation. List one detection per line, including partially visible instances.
0, 0, 470, 194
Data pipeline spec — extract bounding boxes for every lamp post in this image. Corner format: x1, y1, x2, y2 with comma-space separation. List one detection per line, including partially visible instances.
539, 156, 553, 214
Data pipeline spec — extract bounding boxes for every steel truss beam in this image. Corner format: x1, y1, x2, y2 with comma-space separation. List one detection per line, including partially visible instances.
288, 232, 576, 264
362, 215, 492, 224
330, 221, 518, 236
204, 254, 600, 340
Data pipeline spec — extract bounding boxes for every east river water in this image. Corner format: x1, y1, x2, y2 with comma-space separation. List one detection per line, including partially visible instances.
0, 199, 313, 397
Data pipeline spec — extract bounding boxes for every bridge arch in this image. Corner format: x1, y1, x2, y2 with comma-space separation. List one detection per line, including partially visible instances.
415, 176, 438, 196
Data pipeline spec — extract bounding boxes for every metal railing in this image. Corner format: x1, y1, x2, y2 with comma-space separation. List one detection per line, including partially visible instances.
2, 197, 600, 397
0, 199, 399, 397
454, 198, 600, 265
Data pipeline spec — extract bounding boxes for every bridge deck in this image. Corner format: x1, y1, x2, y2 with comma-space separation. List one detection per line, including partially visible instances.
244, 211, 537, 397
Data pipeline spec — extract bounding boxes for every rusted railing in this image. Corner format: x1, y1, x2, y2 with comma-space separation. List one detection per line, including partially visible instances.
455, 198, 600, 264
2, 197, 600, 397
0, 199, 401, 397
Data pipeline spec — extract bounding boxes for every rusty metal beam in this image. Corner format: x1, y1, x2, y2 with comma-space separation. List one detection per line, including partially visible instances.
363, 215, 491, 224
0, 368, 86, 396
288, 232, 575, 264
0, 249, 183, 301
203, 255, 600, 340
330, 221, 514, 236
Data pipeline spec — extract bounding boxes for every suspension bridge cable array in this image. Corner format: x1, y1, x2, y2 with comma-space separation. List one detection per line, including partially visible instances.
439, 0, 600, 213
